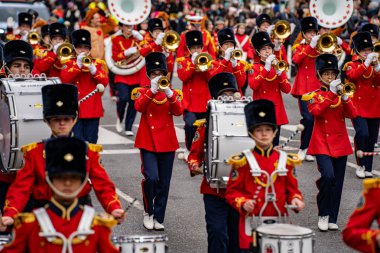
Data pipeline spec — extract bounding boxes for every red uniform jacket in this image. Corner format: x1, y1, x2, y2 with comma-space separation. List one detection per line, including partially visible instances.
177, 30, 217, 59
187, 122, 225, 198
225, 147, 303, 249
291, 43, 320, 96
134, 88, 183, 152
210, 57, 246, 94
342, 178, 380, 253
3, 142, 121, 219
177, 56, 211, 113
2, 200, 119, 253
305, 87, 357, 157
34, 51, 64, 78
344, 59, 380, 118
249, 63, 291, 125
111, 34, 145, 85
235, 34, 254, 60
60, 59, 108, 119
0, 173, 16, 184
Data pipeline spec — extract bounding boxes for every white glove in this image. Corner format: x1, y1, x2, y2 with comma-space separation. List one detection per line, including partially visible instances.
164, 87, 174, 98
310, 35, 320, 48
21, 33, 28, 42
231, 58, 238, 68
290, 23, 296, 34
191, 52, 199, 64
274, 39, 281, 51
224, 47, 234, 61
150, 76, 160, 94
124, 47, 138, 57
336, 37, 343, 46
53, 43, 63, 55
342, 94, 349, 101
374, 63, 380, 73
266, 25, 275, 36
155, 32, 165, 45
276, 69, 283, 76
89, 63, 97, 75
364, 52, 379, 67
264, 54, 276, 72
329, 79, 341, 94
7, 17, 14, 28
76, 52, 86, 68
132, 30, 143, 41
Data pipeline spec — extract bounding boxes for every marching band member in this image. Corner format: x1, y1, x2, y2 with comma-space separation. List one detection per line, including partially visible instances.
177, 30, 211, 154
234, 23, 254, 62
177, 16, 217, 59
133, 52, 183, 231
1, 137, 119, 253
291, 16, 320, 162
34, 23, 67, 77
361, 23, 379, 44
249, 31, 291, 146
210, 28, 246, 94
0, 84, 124, 231
304, 54, 357, 231
188, 72, 240, 253
344, 31, 380, 179
225, 99, 305, 251
342, 178, 380, 252
32, 23, 50, 60
318, 24, 351, 56
60, 29, 109, 144
111, 22, 145, 135
3, 40, 36, 76
6, 13, 32, 41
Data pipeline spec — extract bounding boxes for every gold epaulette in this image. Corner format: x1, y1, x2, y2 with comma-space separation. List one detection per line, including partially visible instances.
88, 143, 103, 152
342, 62, 351, 71
131, 87, 143, 100
20, 142, 39, 154
227, 153, 247, 168
301, 91, 317, 101
176, 57, 185, 63
292, 43, 300, 52
14, 213, 36, 228
286, 153, 302, 167
363, 178, 380, 191
174, 89, 183, 101
193, 119, 206, 127
92, 213, 118, 229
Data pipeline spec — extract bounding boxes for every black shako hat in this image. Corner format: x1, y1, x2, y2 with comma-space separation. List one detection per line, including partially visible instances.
301, 16, 318, 33
18, 12, 33, 27
42, 84, 78, 119
49, 23, 67, 39
41, 24, 50, 38
148, 18, 164, 33
217, 28, 236, 46
186, 30, 203, 48
361, 24, 379, 39
245, 99, 277, 132
251, 31, 274, 51
4, 40, 34, 69
315, 53, 340, 77
256, 14, 271, 27
353, 31, 373, 52
208, 72, 238, 99
71, 29, 91, 49
145, 52, 168, 76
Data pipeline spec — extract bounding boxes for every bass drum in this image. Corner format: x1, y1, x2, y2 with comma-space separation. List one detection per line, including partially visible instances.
113, 235, 168, 253
0, 77, 60, 171
204, 99, 255, 189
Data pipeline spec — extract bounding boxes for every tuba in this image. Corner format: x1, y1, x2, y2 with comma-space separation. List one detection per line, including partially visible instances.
195, 53, 212, 72
28, 32, 40, 45
273, 20, 291, 43
162, 31, 180, 52
309, 0, 353, 29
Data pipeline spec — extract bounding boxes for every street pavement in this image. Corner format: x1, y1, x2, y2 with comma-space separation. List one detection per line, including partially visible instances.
93, 76, 379, 253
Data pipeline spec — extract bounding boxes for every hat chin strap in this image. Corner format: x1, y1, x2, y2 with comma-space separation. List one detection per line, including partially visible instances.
46, 173, 89, 200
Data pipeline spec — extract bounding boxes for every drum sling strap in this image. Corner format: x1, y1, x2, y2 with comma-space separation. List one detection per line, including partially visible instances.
34, 205, 95, 253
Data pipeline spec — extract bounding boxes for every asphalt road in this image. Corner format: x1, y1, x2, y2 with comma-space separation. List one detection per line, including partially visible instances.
92, 75, 379, 253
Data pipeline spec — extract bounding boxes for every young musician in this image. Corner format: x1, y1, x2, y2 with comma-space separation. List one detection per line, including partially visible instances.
6, 13, 32, 41
291, 16, 320, 162
60, 29, 109, 143
303, 53, 357, 231
0, 84, 124, 231
3, 40, 35, 76
249, 31, 291, 146
133, 52, 183, 231
344, 31, 380, 179
1, 137, 119, 253
361, 23, 379, 44
225, 99, 304, 251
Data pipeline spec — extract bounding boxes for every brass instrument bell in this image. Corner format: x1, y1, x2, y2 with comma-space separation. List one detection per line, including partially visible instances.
28, 32, 40, 45
195, 53, 212, 72
273, 60, 289, 72
273, 20, 291, 42
158, 76, 170, 90
57, 43, 76, 63
231, 49, 243, 60
317, 33, 337, 53
82, 56, 92, 67
337, 82, 356, 96
372, 42, 380, 63
162, 30, 180, 52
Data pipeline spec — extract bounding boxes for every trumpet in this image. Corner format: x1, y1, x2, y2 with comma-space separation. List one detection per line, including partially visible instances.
317, 33, 337, 54
57, 43, 76, 63
162, 30, 180, 52
272, 59, 289, 72
28, 31, 40, 45
273, 20, 291, 43
372, 42, 380, 64
195, 53, 212, 72
231, 49, 243, 60
82, 56, 92, 67
337, 82, 356, 96
158, 76, 170, 90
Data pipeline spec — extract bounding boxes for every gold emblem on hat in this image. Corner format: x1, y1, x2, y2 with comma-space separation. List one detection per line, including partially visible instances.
155, 23, 159, 26
55, 29, 59, 32
155, 61, 160, 65
227, 34, 231, 37
25, 18, 29, 21
56, 101, 63, 107
64, 153, 74, 162
328, 61, 332, 64
371, 29, 374, 33
364, 39, 368, 43
263, 38, 267, 41
20, 50, 26, 54
82, 37, 86, 41
194, 38, 198, 41
259, 111, 266, 117
223, 82, 228, 86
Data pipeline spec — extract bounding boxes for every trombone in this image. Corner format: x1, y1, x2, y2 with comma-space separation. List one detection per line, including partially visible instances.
162, 30, 180, 52
272, 20, 291, 43
158, 76, 170, 90
28, 31, 40, 45
195, 53, 212, 72
56, 43, 76, 64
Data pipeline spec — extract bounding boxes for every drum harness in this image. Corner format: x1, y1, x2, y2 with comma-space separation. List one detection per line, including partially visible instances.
33, 205, 95, 253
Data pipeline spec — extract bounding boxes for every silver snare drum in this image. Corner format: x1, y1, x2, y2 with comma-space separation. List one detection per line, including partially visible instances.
0, 234, 12, 250
113, 235, 168, 253
0, 77, 60, 171
256, 223, 314, 253
205, 99, 254, 188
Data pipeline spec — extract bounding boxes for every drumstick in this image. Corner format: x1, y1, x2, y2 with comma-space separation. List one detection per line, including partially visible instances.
356, 150, 380, 158
78, 84, 105, 105
123, 198, 137, 216
280, 124, 304, 149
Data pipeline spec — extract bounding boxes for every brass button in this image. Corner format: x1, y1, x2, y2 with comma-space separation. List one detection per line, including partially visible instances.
151, 126, 154, 129
358, 97, 361, 99
149, 114, 152, 117
263, 91, 266, 93
305, 66, 308, 69
306, 76, 309, 79
326, 134, 329, 137
325, 120, 328, 123
189, 89, 192, 91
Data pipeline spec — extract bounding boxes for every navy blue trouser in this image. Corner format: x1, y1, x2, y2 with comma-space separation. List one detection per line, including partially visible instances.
116, 83, 139, 131
298, 98, 314, 150
203, 194, 240, 253
352, 117, 380, 172
140, 149, 175, 223
274, 126, 281, 147
73, 118, 100, 144
316, 155, 347, 223
184, 110, 206, 150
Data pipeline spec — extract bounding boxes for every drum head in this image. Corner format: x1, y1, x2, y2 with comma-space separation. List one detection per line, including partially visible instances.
257, 223, 313, 236
0, 89, 11, 171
